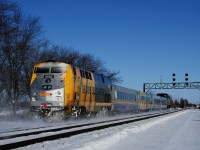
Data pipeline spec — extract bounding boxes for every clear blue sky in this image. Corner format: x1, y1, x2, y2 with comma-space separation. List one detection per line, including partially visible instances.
17, 0, 200, 103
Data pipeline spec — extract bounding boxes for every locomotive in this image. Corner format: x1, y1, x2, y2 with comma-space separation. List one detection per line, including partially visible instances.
30, 61, 169, 120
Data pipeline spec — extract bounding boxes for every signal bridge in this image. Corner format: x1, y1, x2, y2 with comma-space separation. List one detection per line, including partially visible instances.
143, 82, 200, 93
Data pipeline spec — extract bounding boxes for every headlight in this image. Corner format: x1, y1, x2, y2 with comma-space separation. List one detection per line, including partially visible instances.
42, 85, 52, 90
42, 85, 47, 90
45, 78, 51, 83
48, 85, 52, 90
33, 92, 36, 97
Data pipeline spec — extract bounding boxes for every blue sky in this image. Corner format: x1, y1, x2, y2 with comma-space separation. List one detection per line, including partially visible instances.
17, 0, 200, 103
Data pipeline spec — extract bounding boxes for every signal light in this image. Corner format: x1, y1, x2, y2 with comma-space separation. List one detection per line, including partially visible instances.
185, 73, 188, 81
172, 73, 176, 82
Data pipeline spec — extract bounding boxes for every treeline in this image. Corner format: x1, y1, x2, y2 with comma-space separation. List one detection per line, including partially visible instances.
0, 0, 121, 113
171, 98, 196, 108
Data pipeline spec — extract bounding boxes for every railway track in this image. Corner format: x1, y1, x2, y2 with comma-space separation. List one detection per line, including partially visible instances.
0, 110, 180, 149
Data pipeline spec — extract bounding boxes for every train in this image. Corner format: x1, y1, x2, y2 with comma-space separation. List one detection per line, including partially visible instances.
30, 61, 170, 120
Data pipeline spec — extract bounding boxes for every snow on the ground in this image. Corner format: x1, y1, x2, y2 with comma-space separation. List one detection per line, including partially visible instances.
0, 110, 167, 133
16, 109, 200, 150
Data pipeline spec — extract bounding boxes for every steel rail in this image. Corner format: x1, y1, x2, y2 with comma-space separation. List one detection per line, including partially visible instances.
0, 110, 180, 150
0, 111, 168, 140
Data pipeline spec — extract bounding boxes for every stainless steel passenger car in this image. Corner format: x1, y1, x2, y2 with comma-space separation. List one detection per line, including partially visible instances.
111, 85, 140, 112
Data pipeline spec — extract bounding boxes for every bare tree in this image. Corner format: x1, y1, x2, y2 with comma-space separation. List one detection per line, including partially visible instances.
39, 46, 122, 84
0, 0, 122, 114
0, 0, 47, 114
0, 0, 19, 113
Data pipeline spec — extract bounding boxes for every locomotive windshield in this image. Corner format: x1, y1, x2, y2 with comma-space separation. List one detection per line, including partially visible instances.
34, 67, 67, 73
34, 67, 49, 73
51, 67, 67, 73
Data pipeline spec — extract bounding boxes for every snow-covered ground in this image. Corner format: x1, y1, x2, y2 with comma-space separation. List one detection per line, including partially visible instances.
0, 110, 167, 133
15, 109, 200, 150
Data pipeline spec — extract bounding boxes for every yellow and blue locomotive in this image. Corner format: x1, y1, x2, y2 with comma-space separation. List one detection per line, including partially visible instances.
30, 61, 169, 119
30, 61, 113, 119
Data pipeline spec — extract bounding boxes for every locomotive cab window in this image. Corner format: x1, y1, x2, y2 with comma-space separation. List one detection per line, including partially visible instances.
51, 67, 67, 73
34, 67, 49, 73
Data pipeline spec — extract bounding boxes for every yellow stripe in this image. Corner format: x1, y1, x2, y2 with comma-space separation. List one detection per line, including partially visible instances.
95, 102, 113, 107
113, 100, 138, 105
